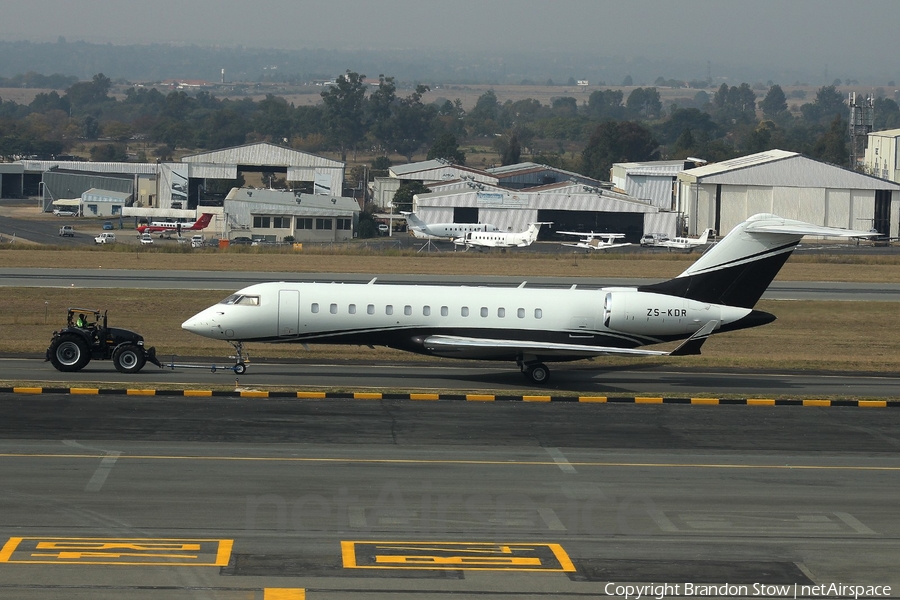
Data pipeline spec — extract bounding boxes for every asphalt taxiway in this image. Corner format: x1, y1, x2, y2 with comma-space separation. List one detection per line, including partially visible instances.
1, 395, 900, 599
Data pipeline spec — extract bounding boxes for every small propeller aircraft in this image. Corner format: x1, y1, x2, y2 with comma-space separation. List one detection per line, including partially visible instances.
559, 231, 631, 251
136, 213, 214, 236
182, 214, 875, 384
454, 222, 550, 249
654, 228, 715, 251
402, 212, 499, 240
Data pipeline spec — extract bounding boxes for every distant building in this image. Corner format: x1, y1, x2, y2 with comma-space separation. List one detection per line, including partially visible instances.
864, 128, 900, 184
676, 149, 900, 238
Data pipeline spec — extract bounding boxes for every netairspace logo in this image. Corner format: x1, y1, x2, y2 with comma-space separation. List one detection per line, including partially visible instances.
602, 582, 892, 599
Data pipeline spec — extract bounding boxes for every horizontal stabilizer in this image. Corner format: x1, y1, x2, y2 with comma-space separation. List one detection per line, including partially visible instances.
668, 320, 719, 356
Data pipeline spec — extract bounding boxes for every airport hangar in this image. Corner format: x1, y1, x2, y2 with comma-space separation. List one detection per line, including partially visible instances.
675, 149, 900, 239
4, 142, 355, 241
382, 159, 678, 241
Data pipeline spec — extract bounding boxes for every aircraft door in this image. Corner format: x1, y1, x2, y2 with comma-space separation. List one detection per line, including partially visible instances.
278, 289, 300, 337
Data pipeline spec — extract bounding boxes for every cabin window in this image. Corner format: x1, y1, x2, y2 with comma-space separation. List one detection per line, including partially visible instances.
423, 305, 431, 316
461, 307, 469, 317
367, 304, 375, 315
440, 306, 448, 316
311, 303, 319, 313
386, 305, 394, 315
330, 303, 337, 314
497, 307, 505, 318
517, 308, 525, 318
534, 308, 543, 319
480, 307, 488, 317
348, 304, 356, 314
404, 305, 412, 316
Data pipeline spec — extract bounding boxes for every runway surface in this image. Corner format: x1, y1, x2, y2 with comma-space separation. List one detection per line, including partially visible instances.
1, 395, 899, 599
3, 357, 900, 398
3, 267, 900, 301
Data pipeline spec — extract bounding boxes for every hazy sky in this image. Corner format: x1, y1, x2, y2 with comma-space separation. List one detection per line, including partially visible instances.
2, 0, 899, 78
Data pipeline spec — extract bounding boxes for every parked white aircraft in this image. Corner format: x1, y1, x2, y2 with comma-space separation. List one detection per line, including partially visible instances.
182, 214, 874, 384
654, 228, 715, 251
559, 231, 631, 251
403, 212, 499, 240
454, 222, 550, 249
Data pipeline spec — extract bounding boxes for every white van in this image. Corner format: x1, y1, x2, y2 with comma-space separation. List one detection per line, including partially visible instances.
94, 232, 117, 244
190, 234, 205, 248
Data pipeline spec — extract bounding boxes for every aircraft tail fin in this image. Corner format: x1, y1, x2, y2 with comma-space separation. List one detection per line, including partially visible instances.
402, 212, 428, 231
192, 213, 213, 230
696, 228, 712, 245
639, 213, 874, 308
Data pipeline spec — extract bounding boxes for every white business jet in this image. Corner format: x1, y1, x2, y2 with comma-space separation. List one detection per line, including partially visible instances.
454, 222, 550, 250
655, 228, 715, 251
403, 212, 499, 240
182, 214, 874, 384
559, 231, 631, 251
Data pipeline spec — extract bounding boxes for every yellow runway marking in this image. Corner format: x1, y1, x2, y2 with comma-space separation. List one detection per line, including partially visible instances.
264, 589, 305, 600
1, 452, 898, 471
0, 537, 232, 566
342, 541, 575, 572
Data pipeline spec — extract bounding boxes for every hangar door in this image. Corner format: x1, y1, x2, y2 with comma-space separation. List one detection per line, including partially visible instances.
278, 290, 300, 337
537, 210, 645, 243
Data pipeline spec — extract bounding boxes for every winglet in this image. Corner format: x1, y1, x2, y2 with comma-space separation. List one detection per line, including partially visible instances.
668, 320, 719, 356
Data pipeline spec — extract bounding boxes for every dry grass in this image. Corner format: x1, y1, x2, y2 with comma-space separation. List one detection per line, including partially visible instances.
2, 245, 900, 282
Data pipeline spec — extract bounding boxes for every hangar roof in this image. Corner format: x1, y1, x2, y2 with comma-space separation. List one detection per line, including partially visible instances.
225, 187, 359, 212
182, 142, 343, 168
869, 128, 900, 138
679, 149, 900, 190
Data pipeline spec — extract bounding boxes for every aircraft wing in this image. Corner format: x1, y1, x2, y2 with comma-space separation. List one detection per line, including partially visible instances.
424, 321, 719, 358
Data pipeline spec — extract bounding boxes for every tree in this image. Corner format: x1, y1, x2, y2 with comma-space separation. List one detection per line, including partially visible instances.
467, 90, 500, 134
494, 130, 521, 165
388, 85, 435, 162
622, 75, 633, 86
321, 70, 368, 161
581, 121, 659, 181
391, 180, 430, 213
586, 89, 624, 120
800, 85, 847, 124
367, 74, 397, 153
759, 85, 787, 118
810, 115, 848, 166
427, 133, 466, 164
551, 97, 578, 116
626, 88, 662, 118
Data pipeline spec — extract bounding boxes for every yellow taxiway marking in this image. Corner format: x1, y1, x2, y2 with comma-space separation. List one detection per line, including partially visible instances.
1, 453, 898, 471
264, 589, 305, 600
747, 398, 776, 405
860, 400, 888, 408
126, 389, 156, 396
409, 393, 440, 400
0, 537, 232, 566
803, 399, 831, 407
353, 392, 382, 400
466, 394, 495, 401
522, 395, 552, 403
296, 391, 326, 399
12, 387, 42, 394
578, 396, 607, 403
691, 398, 719, 405
634, 397, 663, 404
183, 390, 212, 397
341, 541, 575, 572
69, 388, 99, 395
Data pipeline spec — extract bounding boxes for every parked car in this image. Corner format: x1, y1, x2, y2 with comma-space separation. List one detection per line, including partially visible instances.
94, 232, 116, 244
231, 236, 253, 245
53, 208, 78, 217
190, 234, 205, 248
377, 223, 390, 234
640, 232, 669, 247
102, 221, 114, 230
58, 225, 75, 237
139, 233, 154, 245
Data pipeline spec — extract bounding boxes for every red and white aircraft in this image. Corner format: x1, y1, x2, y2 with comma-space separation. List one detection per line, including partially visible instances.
137, 213, 213, 236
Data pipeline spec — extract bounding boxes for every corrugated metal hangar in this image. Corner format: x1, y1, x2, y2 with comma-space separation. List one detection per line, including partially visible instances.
224, 188, 359, 243
414, 179, 676, 242
676, 150, 900, 238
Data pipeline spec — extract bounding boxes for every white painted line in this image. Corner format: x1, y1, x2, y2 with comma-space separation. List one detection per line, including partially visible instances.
538, 507, 567, 531
545, 448, 577, 473
834, 511, 877, 535
85, 451, 121, 492
645, 505, 679, 532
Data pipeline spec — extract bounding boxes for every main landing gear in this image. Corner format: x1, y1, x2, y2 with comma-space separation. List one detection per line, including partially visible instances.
518, 356, 551, 384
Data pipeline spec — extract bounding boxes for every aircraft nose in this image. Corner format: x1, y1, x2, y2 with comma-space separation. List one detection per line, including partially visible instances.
181, 308, 225, 338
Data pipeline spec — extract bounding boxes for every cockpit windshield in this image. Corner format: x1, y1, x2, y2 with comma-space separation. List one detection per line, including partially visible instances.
219, 294, 260, 306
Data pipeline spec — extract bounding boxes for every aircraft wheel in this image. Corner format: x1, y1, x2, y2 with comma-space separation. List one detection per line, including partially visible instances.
525, 363, 550, 385
113, 344, 146, 374
234, 362, 246, 375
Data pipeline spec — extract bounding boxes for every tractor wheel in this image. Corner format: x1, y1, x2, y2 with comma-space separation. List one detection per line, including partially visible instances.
48, 334, 90, 372
113, 344, 146, 374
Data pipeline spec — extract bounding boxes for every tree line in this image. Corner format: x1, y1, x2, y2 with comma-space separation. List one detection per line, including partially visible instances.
2, 70, 900, 183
